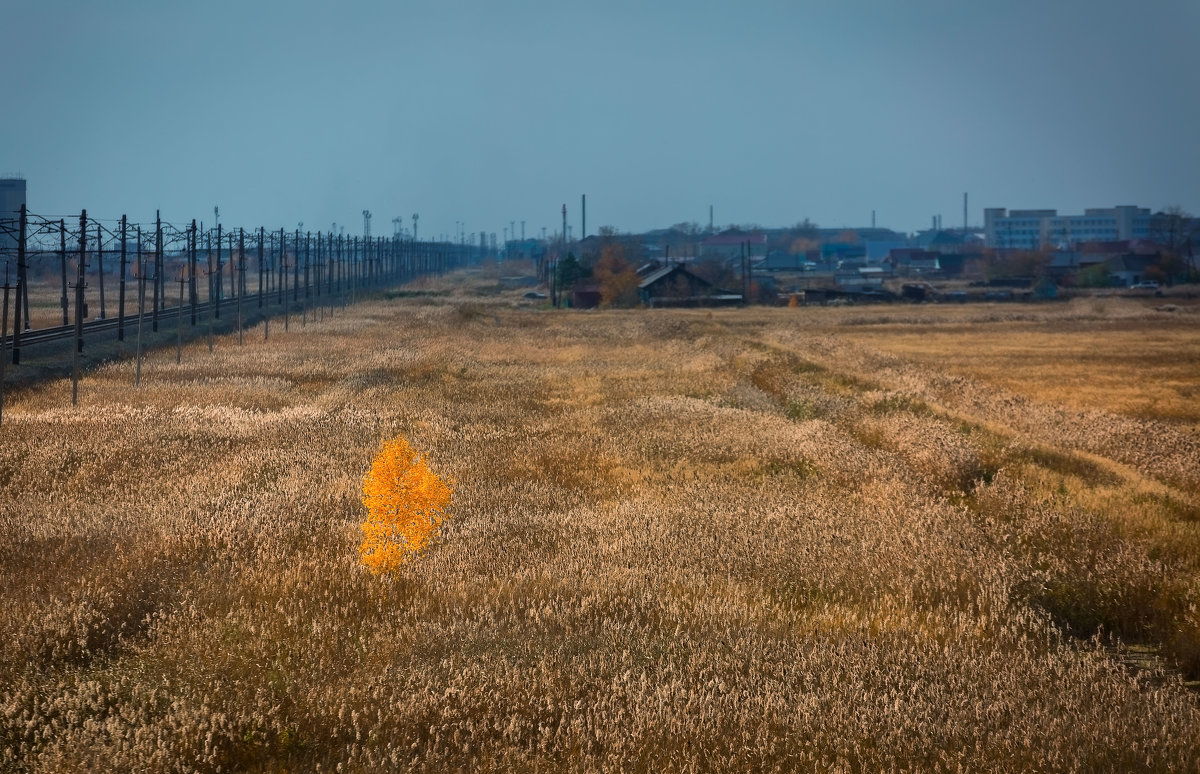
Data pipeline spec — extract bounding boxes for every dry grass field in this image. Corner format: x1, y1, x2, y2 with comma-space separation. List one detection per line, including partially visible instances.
2, 268, 1199, 772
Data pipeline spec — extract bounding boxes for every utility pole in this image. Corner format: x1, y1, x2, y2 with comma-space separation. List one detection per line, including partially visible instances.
59, 219, 68, 326
363, 210, 372, 239
237, 228, 245, 345
118, 216, 127, 340
96, 221, 106, 319
176, 270, 184, 364
412, 213, 418, 241
10, 204, 25, 364
1, 263, 10, 425
214, 223, 222, 319
581, 194, 586, 240
189, 220, 198, 325
72, 210, 87, 404
136, 226, 146, 383
152, 211, 162, 331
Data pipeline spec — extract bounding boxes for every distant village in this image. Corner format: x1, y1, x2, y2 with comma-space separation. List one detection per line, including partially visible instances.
509, 205, 1198, 308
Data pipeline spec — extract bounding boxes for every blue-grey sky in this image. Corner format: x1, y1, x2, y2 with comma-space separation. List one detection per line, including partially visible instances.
3, 0, 1197, 239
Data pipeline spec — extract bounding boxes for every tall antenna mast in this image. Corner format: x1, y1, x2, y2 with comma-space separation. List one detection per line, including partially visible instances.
362, 210, 372, 239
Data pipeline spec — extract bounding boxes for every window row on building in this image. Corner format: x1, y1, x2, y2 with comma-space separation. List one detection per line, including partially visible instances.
983, 206, 1151, 249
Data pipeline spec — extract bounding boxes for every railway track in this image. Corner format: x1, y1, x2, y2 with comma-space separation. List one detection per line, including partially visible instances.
2, 294, 334, 350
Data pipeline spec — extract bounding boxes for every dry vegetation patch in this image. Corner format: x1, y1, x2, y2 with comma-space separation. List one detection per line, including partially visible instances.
2, 278, 1198, 771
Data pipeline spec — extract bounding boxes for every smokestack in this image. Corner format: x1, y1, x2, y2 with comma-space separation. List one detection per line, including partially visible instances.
581, 194, 586, 240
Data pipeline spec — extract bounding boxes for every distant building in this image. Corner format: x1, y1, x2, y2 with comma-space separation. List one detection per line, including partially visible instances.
888, 248, 941, 275
864, 240, 908, 264
909, 229, 982, 255
638, 263, 741, 307
984, 205, 1152, 249
699, 230, 767, 261
0, 177, 26, 255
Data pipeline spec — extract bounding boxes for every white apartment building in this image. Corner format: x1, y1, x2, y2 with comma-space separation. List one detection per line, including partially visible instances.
983, 205, 1152, 249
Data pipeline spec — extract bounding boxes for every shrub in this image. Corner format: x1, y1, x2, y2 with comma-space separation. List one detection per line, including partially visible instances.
359, 437, 452, 573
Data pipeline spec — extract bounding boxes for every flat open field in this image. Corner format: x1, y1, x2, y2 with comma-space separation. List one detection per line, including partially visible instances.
2, 270, 1199, 772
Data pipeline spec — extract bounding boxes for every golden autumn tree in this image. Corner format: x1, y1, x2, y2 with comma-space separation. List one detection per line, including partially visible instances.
593, 244, 641, 307
359, 437, 452, 573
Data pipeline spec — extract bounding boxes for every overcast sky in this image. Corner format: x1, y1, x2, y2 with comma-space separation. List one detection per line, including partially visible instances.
2, 0, 1197, 239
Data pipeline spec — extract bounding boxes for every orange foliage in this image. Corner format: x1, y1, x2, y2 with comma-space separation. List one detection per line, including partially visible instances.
359, 437, 453, 573
790, 237, 819, 254
594, 245, 640, 307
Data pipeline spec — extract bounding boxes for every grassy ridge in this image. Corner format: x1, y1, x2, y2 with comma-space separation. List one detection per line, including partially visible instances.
1, 273, 1198, 771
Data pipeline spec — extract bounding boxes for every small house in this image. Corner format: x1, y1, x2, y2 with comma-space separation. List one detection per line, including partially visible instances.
638, 264, 741, 307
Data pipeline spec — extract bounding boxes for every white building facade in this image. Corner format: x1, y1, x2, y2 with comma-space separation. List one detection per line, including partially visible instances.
983, 205, 1152, 249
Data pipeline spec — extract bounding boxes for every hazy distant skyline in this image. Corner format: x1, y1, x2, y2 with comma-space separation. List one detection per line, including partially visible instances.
3, 0, 1197, 239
